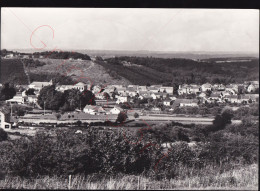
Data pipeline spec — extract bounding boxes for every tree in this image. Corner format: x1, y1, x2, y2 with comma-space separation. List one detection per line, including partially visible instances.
134, 113, 139, 118
25, 88, 36, 96
116, 112, 128, 123
81, 90, 96, 107
37, 85, 65, 110
0, 83, 16, 101
211, 110, 233, 132
0, 128, 8, 142
55, 113, 61, 120
103, 92, 110, 100
76, 120, 82, 127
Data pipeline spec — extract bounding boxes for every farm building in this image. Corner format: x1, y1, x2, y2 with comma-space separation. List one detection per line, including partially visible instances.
0, 108, 12, 129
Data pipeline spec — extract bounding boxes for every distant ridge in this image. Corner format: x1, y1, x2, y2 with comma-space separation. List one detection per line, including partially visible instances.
6, 49, 259, 60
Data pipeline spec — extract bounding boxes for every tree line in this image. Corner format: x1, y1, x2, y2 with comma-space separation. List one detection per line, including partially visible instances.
37, 85, 95, 111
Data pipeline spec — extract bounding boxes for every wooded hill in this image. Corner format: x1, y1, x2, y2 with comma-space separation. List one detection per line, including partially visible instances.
96, 56, 259, 86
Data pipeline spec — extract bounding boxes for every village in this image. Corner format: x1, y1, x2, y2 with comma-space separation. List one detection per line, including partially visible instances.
0, 77, 258, 131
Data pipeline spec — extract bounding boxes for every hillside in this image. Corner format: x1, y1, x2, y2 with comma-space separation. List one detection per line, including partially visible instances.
0, 59, 28, 85
28, 58, 131, 86
1, 56, 259, 87
95, 56, 259, 85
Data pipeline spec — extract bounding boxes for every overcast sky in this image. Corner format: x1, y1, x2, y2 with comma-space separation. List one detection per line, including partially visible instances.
1, 8, 259, 52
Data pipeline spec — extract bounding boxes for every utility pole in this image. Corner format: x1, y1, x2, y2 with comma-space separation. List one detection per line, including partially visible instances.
10, 103, 13, 117
44, 101, 46, 115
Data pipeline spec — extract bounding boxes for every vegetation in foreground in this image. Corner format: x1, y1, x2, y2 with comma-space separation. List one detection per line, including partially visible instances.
0, 106, 258, 189
0, 164, 258, 189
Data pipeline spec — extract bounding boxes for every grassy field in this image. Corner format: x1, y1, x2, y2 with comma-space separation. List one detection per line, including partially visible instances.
0, 164, 257, 190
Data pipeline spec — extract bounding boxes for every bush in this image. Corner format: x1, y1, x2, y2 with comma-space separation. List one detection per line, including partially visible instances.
0, 129, 8, 142
134, 113, 139, 118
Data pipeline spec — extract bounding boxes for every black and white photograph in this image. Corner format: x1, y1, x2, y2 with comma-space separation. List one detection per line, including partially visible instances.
0, 7, 259, 190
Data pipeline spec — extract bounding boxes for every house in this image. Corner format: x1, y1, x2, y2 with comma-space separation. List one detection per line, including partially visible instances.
169, 95, 177, 101
174, 99, 198, 107
239, 95, 251, 103
127, 85, 138, 90
83, 105, 105, 115
6, 93, 25, 104
110, 107, 124, 114
247, 84, 256, 93
5, 54, 14, 59
148, 87, 159, 93
201, 83, 212, 92
220, 91, 231, 98
151, 107, 161, 111
178, 84, 200, 95
56, 82, 87, 92
209, 93, 220, 101
28, 80, 53, 91
74, 82, 86, 92
21, 90, 27, 97
126, 87, 137, 97
138, 86, 147, 91
116, 96, 129, 104
151, 93, 162, 100
178, 85, 187, 95
225, 95, 239, 103
247, 94, 259, 102
198, 92, 207, 98
163, 98, 172, 106
187, 85, 200, 94
138, 90, 149, 96
159, 86, 174, 94
28, 95, 37, 103
213, 84, 225, 91
117, 87, 127, 95
0, 108, 12, 129
95, 93, 105, 99
226, 84, 238, 93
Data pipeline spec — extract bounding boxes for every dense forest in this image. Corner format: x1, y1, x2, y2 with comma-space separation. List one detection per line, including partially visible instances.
32, 51, 91, 60
96, 56, 259, 86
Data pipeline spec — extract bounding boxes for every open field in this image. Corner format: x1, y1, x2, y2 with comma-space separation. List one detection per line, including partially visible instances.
0, 164, 257, 190
29, 58, 131, 86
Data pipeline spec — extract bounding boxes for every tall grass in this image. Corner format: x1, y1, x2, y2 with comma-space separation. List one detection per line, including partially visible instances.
0, 164, 257, 190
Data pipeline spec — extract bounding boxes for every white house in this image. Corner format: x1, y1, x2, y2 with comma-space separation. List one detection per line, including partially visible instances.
110, 107, 124, 114
159, 86, 174, 94
198, 92, 207, 98
0, 108, 12, 129
116, 96, 129, 104
28, 80, 53, 91
74, 82, 86, 92
28, 95, 37, 103
83, 105, 105, 115
201, 83, 212, 92
163, 99, 172, 106
247, 84, 256, 93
